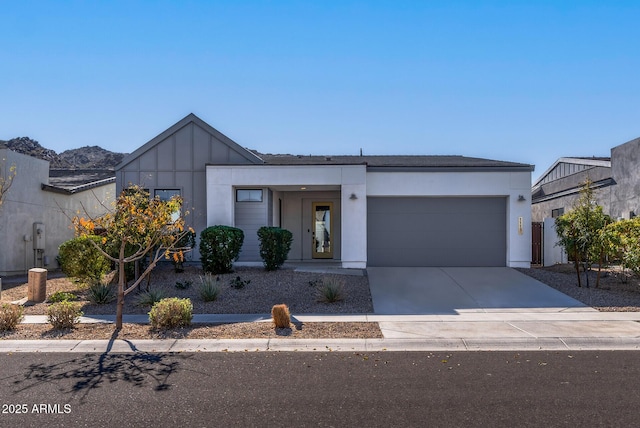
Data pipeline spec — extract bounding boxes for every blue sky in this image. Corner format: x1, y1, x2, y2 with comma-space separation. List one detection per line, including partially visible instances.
1, 1, 638, 181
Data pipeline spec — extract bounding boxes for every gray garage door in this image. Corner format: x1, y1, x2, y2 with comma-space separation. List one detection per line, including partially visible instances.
367, 197, 506, 267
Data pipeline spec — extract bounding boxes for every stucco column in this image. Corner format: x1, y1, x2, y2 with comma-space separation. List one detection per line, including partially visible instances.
341, 184, 367, 269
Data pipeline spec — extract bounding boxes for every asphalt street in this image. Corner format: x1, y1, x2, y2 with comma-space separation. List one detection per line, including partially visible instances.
1, 351, 639, 427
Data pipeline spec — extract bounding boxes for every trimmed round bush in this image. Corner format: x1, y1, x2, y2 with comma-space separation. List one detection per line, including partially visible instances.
199, 226, 244, 274
0, 304, 24, 331
58, 236, 111, 282
257, 227, 293, 271
47, 301, 83, 329
149, 298, 193, 329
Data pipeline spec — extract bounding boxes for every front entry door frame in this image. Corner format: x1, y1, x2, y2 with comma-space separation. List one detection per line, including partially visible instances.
312, 201, 334, 259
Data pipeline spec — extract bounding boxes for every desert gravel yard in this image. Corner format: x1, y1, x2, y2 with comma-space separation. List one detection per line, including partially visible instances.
0, 265, 380, 340
2, 263, 640, 340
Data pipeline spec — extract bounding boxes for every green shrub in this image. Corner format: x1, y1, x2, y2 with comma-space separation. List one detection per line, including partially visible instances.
199, 225, 244, 274
0, 304, 24, 331
135, 289, 166, 307
47, 291, 77, 303
316, 277, 345, 303
175, 280, 192, 290
257, 227, 293, 271
149, 298, 193, 328
88, 281, 115, 304
199, 274, 221, 302
229, 275, 250, 289
57, 236, 111, 282
47, 301, 83, 329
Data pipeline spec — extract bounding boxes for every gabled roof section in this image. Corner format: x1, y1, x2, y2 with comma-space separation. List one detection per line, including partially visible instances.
251, 152, 533, 171
532, 157, 611, 189
116, 113, 263, 170
42, 169, 115, 194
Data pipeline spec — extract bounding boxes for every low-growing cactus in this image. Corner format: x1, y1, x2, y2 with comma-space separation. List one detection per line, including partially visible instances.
0, 304, 24, 331
149, 298, 193, 329
87, 281, 115, 304
47, 301, 83, 329
271, 304, 290, 328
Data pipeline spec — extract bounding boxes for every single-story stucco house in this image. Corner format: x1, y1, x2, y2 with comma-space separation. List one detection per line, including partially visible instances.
115, 113, 534, 269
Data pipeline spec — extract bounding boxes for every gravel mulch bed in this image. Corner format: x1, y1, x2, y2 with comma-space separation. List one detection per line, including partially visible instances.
517, 264, 640, 311
0, 322, 383, 340
1, 265, 380, 340
1, 265, 373, 316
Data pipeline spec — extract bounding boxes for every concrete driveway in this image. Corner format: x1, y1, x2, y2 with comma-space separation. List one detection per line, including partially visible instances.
367, 267, 591, 315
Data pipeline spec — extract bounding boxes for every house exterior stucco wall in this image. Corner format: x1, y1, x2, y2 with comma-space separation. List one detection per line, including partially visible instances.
207, 166, 530, 268
367, 170, 532, 268
206, 165, 367, 268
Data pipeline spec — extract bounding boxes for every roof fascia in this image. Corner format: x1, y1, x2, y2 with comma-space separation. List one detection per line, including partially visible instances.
366, 165, 534, 173
532, 157, 611, 188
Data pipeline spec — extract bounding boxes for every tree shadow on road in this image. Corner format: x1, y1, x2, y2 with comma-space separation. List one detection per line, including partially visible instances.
10, 330, 188, 403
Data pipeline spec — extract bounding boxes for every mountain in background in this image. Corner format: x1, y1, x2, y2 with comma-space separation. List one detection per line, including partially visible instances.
0, 137, 126, 169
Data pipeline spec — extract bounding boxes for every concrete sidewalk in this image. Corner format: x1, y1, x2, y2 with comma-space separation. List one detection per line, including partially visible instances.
3, 311, 640, 353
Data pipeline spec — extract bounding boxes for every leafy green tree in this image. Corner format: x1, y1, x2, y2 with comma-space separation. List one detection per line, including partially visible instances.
605, 218, 640, 279
73, 185, 192, 329
555, 179, 610, 287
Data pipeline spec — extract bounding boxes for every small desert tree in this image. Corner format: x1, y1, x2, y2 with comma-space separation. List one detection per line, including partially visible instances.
555, 179, 609, 287
605, 217, 640, 279
73, 185, 192, 329
0, 157, 16, 208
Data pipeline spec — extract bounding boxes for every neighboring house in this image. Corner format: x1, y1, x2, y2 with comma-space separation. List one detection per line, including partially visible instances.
531, 136, 640, 222
116, 113, 534, 269
0, 148, 115, 276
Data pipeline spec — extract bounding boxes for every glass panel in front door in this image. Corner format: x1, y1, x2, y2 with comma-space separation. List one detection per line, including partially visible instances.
312, 202, 333, 258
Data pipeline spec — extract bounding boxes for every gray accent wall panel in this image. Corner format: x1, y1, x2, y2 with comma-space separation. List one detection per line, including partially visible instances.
367, 197, 506, 267
235, 192, 267, 261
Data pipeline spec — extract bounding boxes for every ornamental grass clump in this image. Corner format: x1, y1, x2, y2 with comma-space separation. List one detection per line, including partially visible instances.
271, 304, 290, 328
47, 301, 83, 329
149, 298, 193, 329
316, 277, 345, 303
0, 303, 24, 331
135, 289, 166, 307
199, 274, 221, 302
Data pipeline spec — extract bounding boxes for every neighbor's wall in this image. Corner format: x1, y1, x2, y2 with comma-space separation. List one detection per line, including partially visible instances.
531, 166, 612, 222
367, 170, 533, 268
0, 150, 115, 275
610, 137, 640, 220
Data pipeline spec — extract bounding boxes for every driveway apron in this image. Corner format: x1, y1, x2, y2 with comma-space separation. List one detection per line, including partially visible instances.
367, 267, 590, 315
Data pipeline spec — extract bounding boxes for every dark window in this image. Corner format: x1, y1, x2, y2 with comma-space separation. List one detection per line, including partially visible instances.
551, 207, 565, 218
236, 189, 263, 202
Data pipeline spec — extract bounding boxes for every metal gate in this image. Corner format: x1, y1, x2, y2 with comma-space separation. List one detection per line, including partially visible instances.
532, 222, 543, 265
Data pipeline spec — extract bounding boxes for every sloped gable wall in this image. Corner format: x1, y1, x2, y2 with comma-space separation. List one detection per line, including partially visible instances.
116, 120, 258, 262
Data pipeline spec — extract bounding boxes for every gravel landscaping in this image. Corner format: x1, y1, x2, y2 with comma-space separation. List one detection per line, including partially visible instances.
517, 264, 640, 311
2, 263, 640, 340
0, 265, 380, 340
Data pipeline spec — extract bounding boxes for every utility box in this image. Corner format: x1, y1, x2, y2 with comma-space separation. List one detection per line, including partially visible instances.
33, 223, 45, 250
28, 268, 47, 303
